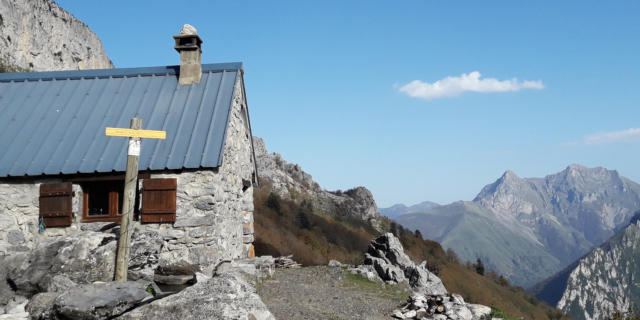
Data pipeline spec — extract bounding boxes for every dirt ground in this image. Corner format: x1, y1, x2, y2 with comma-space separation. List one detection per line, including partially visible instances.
257, 266, 411, 320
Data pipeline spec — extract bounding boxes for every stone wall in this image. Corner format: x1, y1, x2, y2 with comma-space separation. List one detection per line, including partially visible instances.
0, 74, 255, 272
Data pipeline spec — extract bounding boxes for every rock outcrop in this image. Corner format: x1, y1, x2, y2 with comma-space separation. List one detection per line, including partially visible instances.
3, 232, 117, 297
49, 282, 152, 319
552, 219, 640, 320
0, 0, 113, 71
116, 271, 274, 320
254, 136, 384, 231
362, 233, 447, 295
346, 233, 490, 320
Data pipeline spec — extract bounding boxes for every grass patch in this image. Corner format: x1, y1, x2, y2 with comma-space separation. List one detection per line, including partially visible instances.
342, 270, 409, 302
486, 307, 520, 320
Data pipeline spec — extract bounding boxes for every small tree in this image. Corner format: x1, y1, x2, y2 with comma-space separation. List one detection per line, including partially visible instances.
297, 210, 311, 230
475, 258, 485, 276
414, 229, 423, 240
390, 222, 398, 236
446, 248, 459, 264
266, 192, 281, 215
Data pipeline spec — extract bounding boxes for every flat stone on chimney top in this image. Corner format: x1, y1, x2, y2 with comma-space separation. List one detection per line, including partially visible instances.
180, 24, 198, 35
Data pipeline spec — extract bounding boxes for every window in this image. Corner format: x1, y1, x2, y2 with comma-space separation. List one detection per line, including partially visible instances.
82, 180, 126, 222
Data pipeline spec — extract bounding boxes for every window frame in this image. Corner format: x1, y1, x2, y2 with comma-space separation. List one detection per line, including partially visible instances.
81, 180, 124, 223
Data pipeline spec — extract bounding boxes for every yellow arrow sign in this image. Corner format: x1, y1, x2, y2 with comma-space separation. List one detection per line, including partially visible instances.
105, 127, 166, 139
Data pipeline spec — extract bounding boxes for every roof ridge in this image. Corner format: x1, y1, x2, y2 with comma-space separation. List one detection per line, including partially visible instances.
0, 62, 243, 82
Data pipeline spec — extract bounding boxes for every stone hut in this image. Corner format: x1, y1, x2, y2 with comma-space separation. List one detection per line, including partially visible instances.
0, 26, 257, 271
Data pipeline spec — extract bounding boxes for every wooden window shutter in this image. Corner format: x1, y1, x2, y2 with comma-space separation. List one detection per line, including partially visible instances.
39, 182, 73, 227
141, 178, 177, 223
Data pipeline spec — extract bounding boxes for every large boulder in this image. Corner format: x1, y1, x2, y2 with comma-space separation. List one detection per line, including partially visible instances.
363, 233, 447, 295
117, 271, 274, 320
51, 282, 151, 320
25, 292, 58, 320
5, 232, 117, 296
0, 258, 15, 307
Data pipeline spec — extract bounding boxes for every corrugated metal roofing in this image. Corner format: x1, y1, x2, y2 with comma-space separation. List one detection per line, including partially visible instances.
0, 63, 243, 177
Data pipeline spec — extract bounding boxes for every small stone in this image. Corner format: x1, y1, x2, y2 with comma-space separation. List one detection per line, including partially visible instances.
451, 293, 465, 304
4, 295, 27, 314
25, 292, 58, 319
193, 196, 216, 210
154, 274, 195, 285
327, 260, 341, 267
160, 229, 185, 240
7, 230, 25, 245
392, 310, 406, 319
403, 309, 417, 318
468, 304, 492, 318
453, 305, 473, 320
46, 275, 77, 293
174, 216, 214, 228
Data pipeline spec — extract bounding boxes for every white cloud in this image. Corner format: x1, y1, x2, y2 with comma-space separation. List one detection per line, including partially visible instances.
584, 128, 640, 145
398, 71, 544, 100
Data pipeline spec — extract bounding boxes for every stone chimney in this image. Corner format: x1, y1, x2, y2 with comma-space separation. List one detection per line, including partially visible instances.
173, 24, 203, 85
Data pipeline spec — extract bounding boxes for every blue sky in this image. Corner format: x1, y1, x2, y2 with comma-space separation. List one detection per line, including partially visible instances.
57, 1, 640, 207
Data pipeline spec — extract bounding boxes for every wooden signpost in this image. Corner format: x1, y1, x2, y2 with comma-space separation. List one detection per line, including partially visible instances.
106, 118, 166, 282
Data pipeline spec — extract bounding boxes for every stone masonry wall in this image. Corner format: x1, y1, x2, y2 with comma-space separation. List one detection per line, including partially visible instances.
0, 75, 255, 272
143, 76, 255, 269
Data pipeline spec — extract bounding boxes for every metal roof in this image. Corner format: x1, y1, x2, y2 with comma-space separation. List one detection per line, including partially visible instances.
0, 63, 243, 177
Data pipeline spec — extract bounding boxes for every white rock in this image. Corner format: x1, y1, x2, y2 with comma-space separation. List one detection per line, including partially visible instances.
392, 310, 406, 319
179, 24, 198, 35
468, 303, 492, 318
403, 309, 417, 318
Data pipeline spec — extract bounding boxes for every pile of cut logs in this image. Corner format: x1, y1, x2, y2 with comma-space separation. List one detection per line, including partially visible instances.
274, 255, 301, 268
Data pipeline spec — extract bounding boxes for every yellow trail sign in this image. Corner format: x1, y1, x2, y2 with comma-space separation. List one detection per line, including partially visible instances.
105, 127, 166, 139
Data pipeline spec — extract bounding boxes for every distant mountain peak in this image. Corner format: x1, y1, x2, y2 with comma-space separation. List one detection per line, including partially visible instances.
567, 163, 587, 170
499, 170, 522, 183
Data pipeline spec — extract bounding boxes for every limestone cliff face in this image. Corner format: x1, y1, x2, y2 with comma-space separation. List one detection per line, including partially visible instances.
0, 0, 113, 71
253, 136, 383, 232
556, 219, 640, 320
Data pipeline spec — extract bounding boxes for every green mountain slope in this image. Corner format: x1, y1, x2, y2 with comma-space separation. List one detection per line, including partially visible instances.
397, 201, 562, 287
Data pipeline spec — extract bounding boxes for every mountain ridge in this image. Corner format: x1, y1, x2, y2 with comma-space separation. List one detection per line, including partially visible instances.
396, 164, 640, 287
380, 200, 441, 218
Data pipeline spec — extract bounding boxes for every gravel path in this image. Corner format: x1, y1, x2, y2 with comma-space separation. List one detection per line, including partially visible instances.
257, 266, 410, 320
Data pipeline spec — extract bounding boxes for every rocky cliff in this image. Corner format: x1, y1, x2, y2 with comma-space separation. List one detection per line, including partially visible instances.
0, 0, 113, 71
554, 218, 640, 320
253, 136, 384, 232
